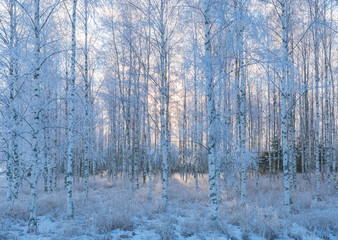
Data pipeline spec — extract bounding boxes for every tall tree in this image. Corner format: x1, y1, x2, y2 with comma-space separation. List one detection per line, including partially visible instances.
237, 0, 247, 205
83, 0, 90, 199
312, 0, 321, 198
203, 0, 217, 221
66, 0, 78, 218
28, 0, 42, 231
160, 0, 169, 205
280, 0, 291, 209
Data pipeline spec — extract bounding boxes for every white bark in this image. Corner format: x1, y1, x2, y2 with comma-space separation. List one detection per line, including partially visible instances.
238, 0, 247, 205
146, 86, 152, 199
183, 78, 187, 182
28, 0, 41, 231
314, 1, 321, 198
6, 152, 12, 202
331, 62, 336, 190
304, 45, 310, 180
324, 39, 331, 194
67, 0, 77, 218
10, 0, 20, 199
127, 72, 132, 192
92, 158, 96, 185
84, 0, 90, 199
288, 36, 296, 190
146, 1, 152, 199
267, 65, 272, 182
203, 0, 217, 221
160, 0, 168, 205
134, 77, 140, 189
331, 73, 337, 189
193, 31, 199, 190
6, 0, 17, 202
281, 0, 290, 209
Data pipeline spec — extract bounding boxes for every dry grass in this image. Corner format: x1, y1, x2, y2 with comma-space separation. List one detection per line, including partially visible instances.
0, 173, 337, 239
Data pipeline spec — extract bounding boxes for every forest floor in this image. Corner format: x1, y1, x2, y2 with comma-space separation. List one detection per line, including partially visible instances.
0, 172, 337, 240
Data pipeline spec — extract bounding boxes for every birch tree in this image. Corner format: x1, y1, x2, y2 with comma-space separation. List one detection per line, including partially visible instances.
280, 0, 291, 209
236, 0, 247, 205
27, 0, 42, 231
83, 0, 90, 199
311, 0, 321, 198
146, 0, 152, 200
203, 0, 217, 221
5, 0, 19, 202
160, 0, 169, 205
66, 0, 78, 218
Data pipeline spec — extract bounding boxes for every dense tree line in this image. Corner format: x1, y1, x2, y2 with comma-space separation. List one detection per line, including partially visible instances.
0, 0, 336, 230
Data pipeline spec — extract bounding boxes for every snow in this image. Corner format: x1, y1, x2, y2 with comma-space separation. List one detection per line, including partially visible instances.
0, 174, 337, 239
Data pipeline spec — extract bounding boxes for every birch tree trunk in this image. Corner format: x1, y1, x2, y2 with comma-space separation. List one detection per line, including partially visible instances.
313, 0, 321, 198
160, 0, 168, 205
322, 4, 333, 193
6, 152, 12, 202
281, 0, 290, 209
203, 0, 217, 221
331, 66, 337, 190
238, 0, 247, 205
146, 85, 152, 199
28, 0, 41, 231
6, 0, 17, 202
66, 0, 78, 218
267, 65, 272, 182
302, 41, 310, 181
193, 31, 199, 189
183, 78, 187, 182
323, 36, 331, 194
330, 55, 336, 190
134, 77, 140, 190
146, 2, 152, 199
127, 61, 132, 192
84, 0, 90, 199
10, 0, 20, 199
288, 36, 296, 190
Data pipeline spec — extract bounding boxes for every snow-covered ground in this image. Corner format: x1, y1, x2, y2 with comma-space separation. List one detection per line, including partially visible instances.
0, 174, 337, 239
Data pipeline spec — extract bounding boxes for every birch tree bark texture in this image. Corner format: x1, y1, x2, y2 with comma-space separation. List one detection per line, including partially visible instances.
203, 0, 218, 221
66, 0, 78, 218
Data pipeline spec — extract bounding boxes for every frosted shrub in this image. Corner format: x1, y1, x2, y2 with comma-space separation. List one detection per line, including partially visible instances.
227, 204, 282, 239
63, 222, 82, 237
180, 218, 202, 237
154, 218, 177, 240
110, 213, 134, 231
